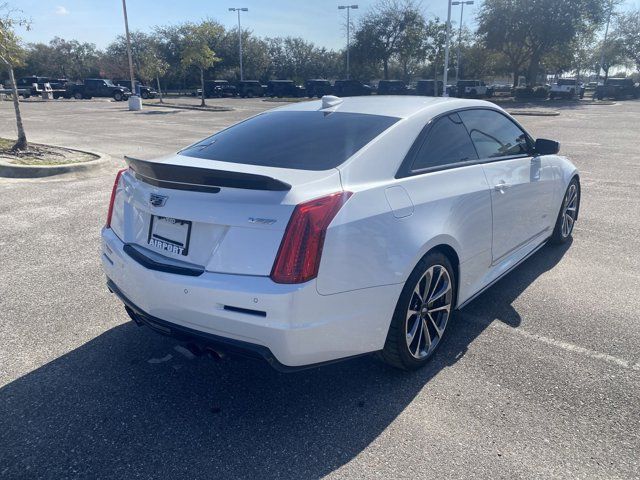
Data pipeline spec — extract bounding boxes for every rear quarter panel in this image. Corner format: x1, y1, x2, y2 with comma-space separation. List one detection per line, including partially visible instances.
318, 165, 492, 302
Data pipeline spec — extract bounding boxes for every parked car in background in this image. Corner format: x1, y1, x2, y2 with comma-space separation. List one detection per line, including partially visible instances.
266, 80, 304, 98
102, 96, 579, 371
490, 84, 513, 97
456, 80, 492, 98
377, 80, 408, 95
305, 79, 333, 98
65, 78, 131, 101
16, 76, 70, 98
333, 79, 372, 97
415, 79, 443, 96
593, 78, 639, 100
203, 80, 237, 98
236, 80, 264, 97
549, 78, 585, 99
114, 80, 157, 99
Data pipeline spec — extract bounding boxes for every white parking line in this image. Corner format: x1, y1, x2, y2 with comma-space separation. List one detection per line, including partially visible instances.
466, 314, 640, 372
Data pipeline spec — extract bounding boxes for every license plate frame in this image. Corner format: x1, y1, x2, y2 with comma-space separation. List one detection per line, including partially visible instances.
147, 215, 192, 256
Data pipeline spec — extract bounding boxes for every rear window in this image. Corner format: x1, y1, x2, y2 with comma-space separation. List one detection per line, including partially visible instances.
180, 111, 399, 170
557, 79, 576, 86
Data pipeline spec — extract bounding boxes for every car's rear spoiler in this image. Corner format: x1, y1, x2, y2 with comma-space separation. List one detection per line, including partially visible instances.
124, 156, 292, 193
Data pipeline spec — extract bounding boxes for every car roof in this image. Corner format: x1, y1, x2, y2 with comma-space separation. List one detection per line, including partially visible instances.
273, 95, 499, 119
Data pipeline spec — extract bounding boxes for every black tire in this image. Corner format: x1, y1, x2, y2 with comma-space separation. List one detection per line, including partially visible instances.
380, 251, 456, 370
113, 92, 123, 101
141, 91, 149, 99
74, 92, 83, 100
550, 177, 580, 245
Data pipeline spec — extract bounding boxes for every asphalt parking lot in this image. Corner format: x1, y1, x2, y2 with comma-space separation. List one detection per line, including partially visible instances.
1, 97, 639, 479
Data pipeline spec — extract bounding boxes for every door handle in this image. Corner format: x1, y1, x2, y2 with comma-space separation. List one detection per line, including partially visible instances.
493, 181, 511, 192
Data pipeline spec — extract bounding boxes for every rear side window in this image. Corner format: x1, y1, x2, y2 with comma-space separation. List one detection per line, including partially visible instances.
458, 109, 531, 159
411, 113, 478, 171
180, 111, 399, 171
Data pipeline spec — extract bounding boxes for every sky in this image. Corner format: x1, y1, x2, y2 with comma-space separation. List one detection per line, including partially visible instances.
15, 0, 478, 50
15, 0, 640, 51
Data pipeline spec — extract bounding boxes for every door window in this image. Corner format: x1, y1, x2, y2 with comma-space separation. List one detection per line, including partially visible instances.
458, 109, 531, 159
411, 113, 478, 171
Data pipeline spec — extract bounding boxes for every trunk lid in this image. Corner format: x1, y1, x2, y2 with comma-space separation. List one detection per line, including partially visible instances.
110, 154, 342, 276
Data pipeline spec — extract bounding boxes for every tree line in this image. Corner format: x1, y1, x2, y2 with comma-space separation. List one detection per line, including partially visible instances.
8, 0, 640, 92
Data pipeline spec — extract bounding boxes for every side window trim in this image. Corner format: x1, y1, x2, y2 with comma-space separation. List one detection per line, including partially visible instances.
395, 107, 534, 179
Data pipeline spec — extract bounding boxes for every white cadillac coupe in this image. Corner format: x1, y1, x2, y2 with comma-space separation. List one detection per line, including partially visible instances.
102, 95, 580, 371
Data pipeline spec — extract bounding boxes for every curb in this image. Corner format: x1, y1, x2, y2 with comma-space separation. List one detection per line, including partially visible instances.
142, 102, 233, 112
0, 147, 110, 178
262, 98, 308, 103
508, 110, 560, 117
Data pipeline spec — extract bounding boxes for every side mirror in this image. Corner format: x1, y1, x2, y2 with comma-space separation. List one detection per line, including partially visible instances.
534, 138, 560, 155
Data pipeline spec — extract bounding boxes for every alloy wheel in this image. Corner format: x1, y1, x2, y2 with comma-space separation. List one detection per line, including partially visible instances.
405, 265, 453, 359
561, 183, 578, 238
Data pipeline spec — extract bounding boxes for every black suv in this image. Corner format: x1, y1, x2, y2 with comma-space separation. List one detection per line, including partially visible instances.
594, 78, 639, 100
415, 79, 443, 96
376, 80, 408, 95
202, 80, 237, 98
114, 80, 157, 99
266, 80, 304, 98
66, 78, 130, 101
305, 79, 333, 98
236, 80, 264, 98
333, 79, 372, 97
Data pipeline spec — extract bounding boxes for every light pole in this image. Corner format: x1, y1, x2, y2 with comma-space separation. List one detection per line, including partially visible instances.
453, 0, 473, 83
121, 0, 139, 110
338, 5, 358, 79
598, 0, 614, 82
229, 7, 248, 81
442, 0, 453, 96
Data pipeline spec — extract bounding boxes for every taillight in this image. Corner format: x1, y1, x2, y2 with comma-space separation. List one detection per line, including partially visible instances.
106, 168, 127, 228
271, 191, 352, 284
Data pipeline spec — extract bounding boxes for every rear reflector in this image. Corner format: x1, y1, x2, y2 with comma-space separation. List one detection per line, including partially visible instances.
106, 168, 127, 228
271, 191, 352, 284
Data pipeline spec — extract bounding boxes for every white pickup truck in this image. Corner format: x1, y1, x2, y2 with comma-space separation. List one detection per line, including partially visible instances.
456, 80, 493, 98
549, 79, 585, 99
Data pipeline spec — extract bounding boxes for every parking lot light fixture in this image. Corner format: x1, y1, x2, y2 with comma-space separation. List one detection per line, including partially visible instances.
452, 0, 474, 83
229, 7, 249, 81
121, 0, 140, 110
442, 0, 453, 96
338, 5, 358, 79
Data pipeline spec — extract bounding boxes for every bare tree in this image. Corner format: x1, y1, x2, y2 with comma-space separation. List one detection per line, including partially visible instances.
0, 4, 30, 151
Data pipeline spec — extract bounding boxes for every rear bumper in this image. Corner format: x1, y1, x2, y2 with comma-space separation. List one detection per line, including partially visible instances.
107, 278, 301, 371
101, 228, 400, 369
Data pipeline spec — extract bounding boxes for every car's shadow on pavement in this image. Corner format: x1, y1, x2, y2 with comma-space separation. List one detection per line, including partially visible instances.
0, 242, 571, 479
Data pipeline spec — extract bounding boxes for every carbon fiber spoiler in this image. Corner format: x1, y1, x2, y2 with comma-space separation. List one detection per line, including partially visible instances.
124, 156, 292, 193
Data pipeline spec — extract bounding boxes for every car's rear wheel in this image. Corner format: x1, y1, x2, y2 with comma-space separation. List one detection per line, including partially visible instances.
141, 91, 149, 99
74, 92, 83, 100
380, 252, 455, 370
551, 178, 580, 244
